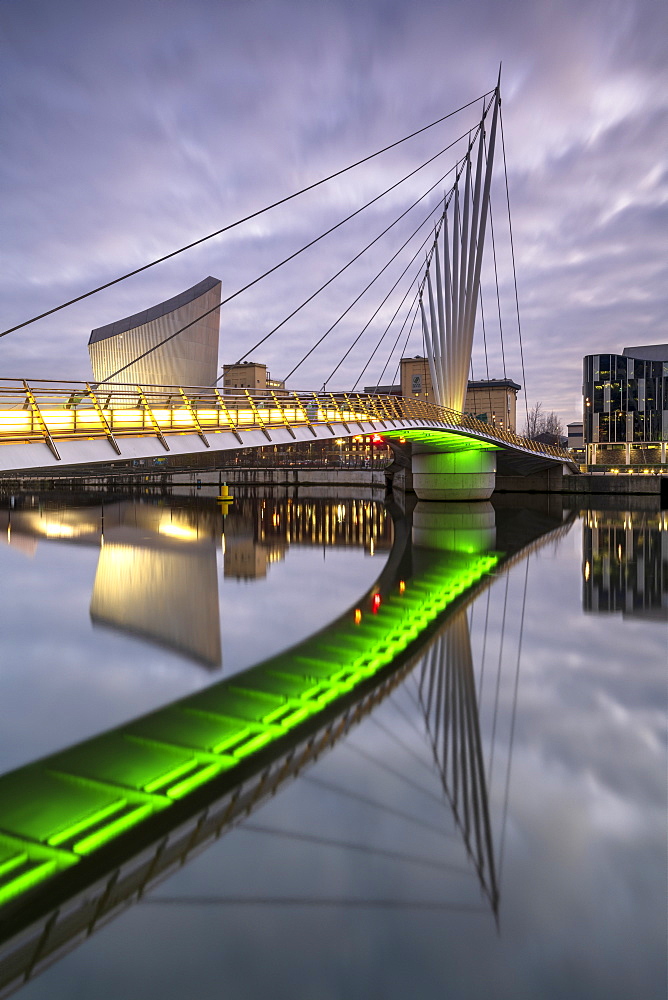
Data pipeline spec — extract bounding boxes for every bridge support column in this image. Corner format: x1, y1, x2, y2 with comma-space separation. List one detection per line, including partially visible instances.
412, 449, 496, 501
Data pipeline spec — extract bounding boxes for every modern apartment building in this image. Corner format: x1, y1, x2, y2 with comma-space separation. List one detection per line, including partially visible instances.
583, 344, 668, 466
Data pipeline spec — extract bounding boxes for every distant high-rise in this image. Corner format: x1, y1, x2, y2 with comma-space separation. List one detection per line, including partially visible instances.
88, 276, 221, 389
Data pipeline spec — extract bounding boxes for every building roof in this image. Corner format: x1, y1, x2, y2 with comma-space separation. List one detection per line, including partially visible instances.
621, 344, 668, 362
467, 378, 522, 392
223, 361, 266, 369
363, 384, 402, 394
89, 276, 221, 346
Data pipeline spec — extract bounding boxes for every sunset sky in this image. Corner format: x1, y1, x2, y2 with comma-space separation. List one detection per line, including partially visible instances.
1, 0, 665, 426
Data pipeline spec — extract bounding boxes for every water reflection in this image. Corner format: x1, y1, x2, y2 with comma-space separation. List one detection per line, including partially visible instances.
223, 496, 391, 578
0, 492, 574, 996
417, 610, 499, 916
0, 496, 393, 666
91, 541, 222, 668
582, 508, 668, 620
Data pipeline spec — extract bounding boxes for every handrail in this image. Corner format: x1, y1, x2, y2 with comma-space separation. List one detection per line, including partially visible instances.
0, 381, 576, 466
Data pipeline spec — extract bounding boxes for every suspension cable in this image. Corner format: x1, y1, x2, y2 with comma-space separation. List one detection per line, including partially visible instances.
499, 101, 529, 430
477, 288, 494, 418
233, 157, 461, 380
0, 91, 492, 340
280, 121, 491, 386
350, 261, 426, 391
98, 129, 474, 386
320, 216, 441, 389
235, 102, 493, 380
389, 298, 420, 388
375, 288, 420, 389
484, 133, 507, 379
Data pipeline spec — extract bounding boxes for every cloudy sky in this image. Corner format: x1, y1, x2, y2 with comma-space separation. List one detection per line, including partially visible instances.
1, 0, 666, 426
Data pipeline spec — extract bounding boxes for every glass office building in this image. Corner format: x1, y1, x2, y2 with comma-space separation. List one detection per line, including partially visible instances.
582, 344, 668, 466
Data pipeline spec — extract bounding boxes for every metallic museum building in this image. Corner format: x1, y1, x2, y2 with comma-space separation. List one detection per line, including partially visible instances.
88, 276, 222, 390
583, 343, 668, 466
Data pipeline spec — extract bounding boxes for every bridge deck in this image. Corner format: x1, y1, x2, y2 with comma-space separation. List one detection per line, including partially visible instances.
0, 380, 576, 474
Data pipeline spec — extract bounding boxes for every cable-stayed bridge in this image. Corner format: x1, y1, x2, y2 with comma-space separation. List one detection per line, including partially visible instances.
0, 381, 577, 497
0, 81, 578, 498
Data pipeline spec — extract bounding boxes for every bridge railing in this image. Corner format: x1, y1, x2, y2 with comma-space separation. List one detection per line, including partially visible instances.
367, 393, 574, 461
0, 379, 574, 464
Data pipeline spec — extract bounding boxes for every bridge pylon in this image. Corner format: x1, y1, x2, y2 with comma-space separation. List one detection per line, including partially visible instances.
413, 83, 500, 501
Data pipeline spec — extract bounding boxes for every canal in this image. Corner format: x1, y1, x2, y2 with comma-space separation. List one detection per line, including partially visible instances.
0, 488, 665, 1000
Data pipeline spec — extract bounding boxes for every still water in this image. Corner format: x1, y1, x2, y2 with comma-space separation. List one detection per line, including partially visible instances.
0, 488, 665, 1000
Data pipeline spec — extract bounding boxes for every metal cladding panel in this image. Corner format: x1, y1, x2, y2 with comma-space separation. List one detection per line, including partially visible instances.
88, 281, 221, 389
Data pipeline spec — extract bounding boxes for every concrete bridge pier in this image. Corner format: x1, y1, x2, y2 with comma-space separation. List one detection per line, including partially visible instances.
411, 447, 496, 501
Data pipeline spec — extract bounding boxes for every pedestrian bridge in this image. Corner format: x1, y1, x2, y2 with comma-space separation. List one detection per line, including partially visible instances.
0, 380, 577, 498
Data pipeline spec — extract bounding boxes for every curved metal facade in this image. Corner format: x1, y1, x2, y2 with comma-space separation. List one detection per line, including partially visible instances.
88, 276, 221, 389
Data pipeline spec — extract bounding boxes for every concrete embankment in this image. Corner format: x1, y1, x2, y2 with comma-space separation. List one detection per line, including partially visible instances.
174, 468, 388, 488
174, 467, 668, 503
495, 470, 667, 501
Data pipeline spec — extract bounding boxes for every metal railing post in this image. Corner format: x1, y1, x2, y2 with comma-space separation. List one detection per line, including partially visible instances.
292, 392, 317, 437
342, 392, 366, 432
136, 386, 170, 451
213, 389, 244, 444
271, 392, 297, 439
179, 388, 210, 447
364, 395, 387, 428
244, 389, 272, 441
22, 381, 61, 460
328, 393, 351, 433
312, 392, 335, 435
85, 383, 121, 455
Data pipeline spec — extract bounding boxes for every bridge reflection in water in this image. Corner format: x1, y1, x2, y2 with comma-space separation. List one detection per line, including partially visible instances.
0, 492, 573, 996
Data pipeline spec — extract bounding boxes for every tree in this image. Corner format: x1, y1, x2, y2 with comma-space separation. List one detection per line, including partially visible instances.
524, 401, 543, 439
542, 410, 564, 438
523, 402, 563, 440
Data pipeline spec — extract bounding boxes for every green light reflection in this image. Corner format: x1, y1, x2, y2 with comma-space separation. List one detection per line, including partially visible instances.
0, 543, 498, 909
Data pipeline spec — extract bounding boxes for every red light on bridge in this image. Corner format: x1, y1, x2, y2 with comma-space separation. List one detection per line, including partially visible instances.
371, 593, 381, 614
371, 434, 383, 445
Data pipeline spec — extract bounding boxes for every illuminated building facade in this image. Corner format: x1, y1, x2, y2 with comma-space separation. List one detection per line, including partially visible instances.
88, 276, 221, 390
583, 344, 668, 467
